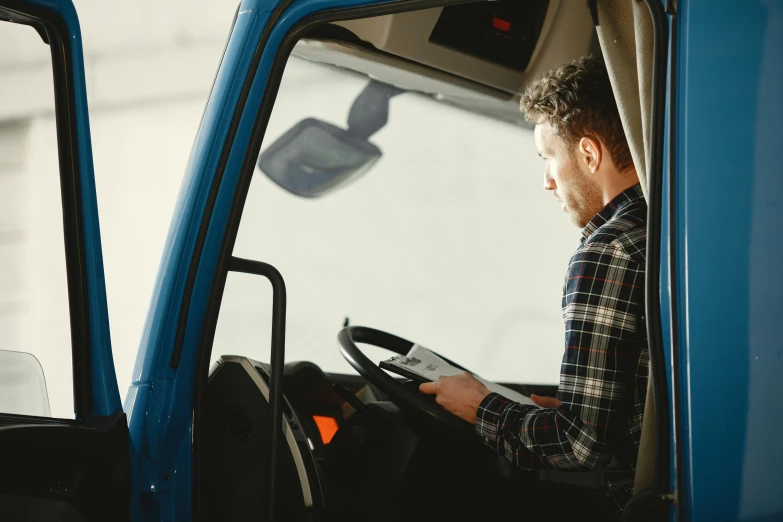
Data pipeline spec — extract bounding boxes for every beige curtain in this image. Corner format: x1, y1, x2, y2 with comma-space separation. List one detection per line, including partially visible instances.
595, 0, 653, 200
595, 0, 656, 494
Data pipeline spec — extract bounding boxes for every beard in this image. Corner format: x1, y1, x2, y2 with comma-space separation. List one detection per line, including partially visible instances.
562, 162, 604, 228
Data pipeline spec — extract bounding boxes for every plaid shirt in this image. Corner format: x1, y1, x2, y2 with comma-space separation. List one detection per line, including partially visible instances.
476, 184, 649, 491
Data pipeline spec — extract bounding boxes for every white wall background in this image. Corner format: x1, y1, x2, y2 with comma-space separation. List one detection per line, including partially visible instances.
0, 1, 578, 419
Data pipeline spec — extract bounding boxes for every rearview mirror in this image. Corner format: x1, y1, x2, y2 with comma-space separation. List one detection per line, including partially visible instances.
0, 350, 51, 417
257, 80, 403, 198
258, 118, 382, 198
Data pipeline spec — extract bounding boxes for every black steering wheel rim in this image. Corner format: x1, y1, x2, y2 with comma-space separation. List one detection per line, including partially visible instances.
337, 326, 476, 437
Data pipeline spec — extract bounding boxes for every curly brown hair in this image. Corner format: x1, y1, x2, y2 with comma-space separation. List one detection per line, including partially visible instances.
520, 55, 634, 173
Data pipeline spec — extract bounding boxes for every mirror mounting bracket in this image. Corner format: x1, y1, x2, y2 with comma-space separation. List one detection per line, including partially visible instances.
346, 80, 404, 139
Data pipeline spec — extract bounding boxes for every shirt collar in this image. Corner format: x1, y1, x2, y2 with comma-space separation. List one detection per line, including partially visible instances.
581, 184, 645, 241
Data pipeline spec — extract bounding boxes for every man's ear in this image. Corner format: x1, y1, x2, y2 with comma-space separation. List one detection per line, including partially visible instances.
578, 136, 602, 174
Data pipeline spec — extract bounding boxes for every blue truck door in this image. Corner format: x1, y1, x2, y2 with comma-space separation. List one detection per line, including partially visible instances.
673, 1, 783, 520
0, 1, 129, 521
122, 0, 430, 518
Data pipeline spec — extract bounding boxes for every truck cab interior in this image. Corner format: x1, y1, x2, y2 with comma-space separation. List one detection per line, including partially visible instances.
195, 1, 664, 520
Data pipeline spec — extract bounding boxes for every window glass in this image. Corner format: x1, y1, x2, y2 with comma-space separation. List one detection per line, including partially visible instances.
216, 45, 579, 385
0, 21, 74, 418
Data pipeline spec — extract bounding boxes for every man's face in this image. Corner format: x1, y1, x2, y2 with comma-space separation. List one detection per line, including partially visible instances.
534, 122, 603, 228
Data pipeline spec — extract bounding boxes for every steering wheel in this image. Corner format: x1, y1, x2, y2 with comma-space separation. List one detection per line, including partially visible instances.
337, 326, 477, 437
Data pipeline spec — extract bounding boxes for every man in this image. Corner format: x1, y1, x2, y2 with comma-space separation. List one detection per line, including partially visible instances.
420, 55, 649, 512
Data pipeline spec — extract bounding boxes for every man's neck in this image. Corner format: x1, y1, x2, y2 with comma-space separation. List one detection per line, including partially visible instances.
601, 169, 641, 205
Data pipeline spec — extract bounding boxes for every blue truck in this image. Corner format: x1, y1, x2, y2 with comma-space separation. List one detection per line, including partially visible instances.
0, 0, 780, 521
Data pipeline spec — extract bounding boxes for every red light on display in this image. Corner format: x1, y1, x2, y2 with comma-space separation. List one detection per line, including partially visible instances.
492, 17, 511, 32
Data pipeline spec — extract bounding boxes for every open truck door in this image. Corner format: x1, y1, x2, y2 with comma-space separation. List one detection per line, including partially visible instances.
0, 1, 130, 521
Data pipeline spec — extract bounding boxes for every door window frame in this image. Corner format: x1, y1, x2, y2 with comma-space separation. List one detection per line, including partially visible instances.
180, 0, 676, 516
0, 0, 94, 421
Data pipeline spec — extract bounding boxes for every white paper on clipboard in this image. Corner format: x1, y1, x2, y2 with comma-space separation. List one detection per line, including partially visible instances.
382, 344, 538, 407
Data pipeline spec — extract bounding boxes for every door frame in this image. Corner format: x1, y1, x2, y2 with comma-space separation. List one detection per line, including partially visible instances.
0, 0, 120, 422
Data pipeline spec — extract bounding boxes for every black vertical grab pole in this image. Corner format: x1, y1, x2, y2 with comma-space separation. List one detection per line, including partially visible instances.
228, 256, 287, 522
641, 0, 670, 498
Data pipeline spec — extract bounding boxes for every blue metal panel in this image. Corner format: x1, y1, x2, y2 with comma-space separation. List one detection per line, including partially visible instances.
24, 0, 122, 418
676, 1, 783, 520
125, 5, 271, 520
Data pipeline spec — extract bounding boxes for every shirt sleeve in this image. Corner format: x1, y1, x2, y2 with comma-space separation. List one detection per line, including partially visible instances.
475, 241, 645, 470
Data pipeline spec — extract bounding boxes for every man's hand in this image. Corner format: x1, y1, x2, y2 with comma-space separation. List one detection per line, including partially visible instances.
418, 372, 491, 424
530, 394, 562, 408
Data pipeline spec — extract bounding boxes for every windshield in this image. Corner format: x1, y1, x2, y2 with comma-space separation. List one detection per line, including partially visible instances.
213, 54, 579, 385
